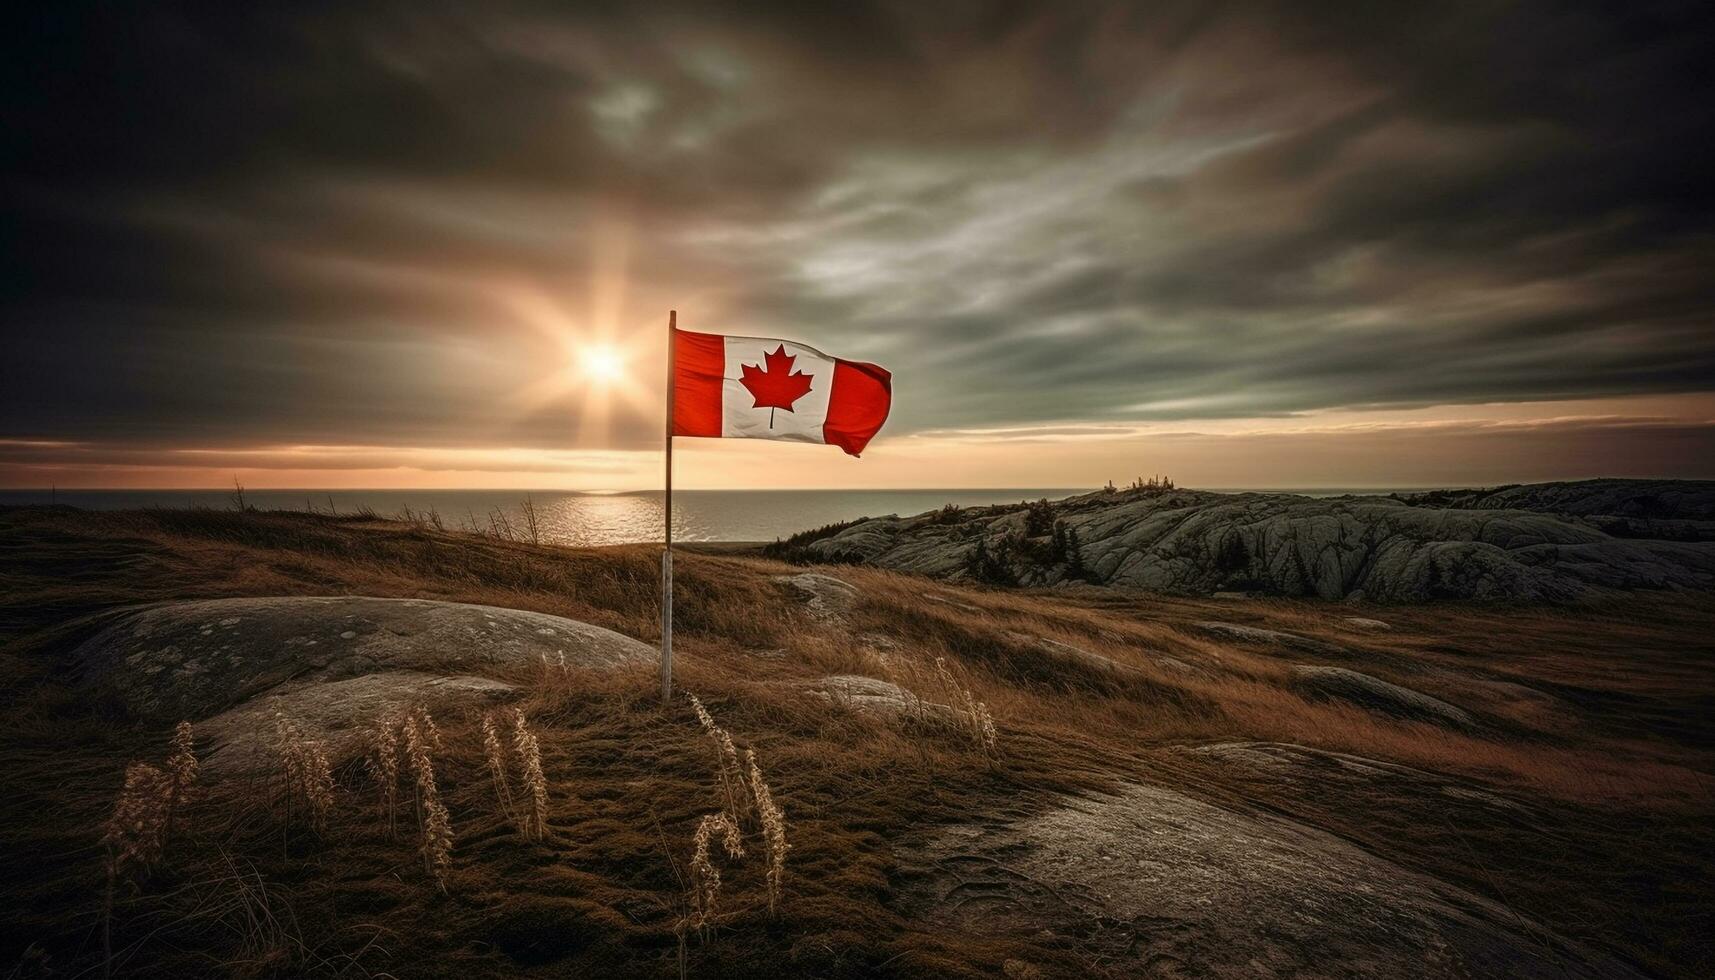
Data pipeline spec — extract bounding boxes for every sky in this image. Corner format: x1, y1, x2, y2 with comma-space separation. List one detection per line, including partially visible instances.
4, 1, 1714, 490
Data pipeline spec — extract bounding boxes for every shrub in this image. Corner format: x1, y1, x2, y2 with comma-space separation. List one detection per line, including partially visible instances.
1129, 474, 1176, 494
761, 517, 866, 560
1023, 498, 1056, 537
1054, 521, 1089, 581
965, 534, 1020, 585
164, 721, 198, 839
1066, 527, 1087, 579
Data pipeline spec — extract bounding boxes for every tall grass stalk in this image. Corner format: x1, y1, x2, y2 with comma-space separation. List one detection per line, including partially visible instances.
685, 813, 742, 940
366, 714, 401, 838
101, 723, 200, 980
744, 749, 790, 915
511, 709, 549, 840
688, 694, 750, 828
103, 762, 173, 881
520, 494, 542, 545
164, 720, 198, 844
272, 714, 334, 835
401, 711, 452, 890
101, 760, 173, 980
933, 657, 1000, 759
482, 708, 550, 840
481, 711, 518, 829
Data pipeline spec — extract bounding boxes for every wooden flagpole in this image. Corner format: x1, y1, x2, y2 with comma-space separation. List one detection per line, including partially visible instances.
661, 309, 676, 704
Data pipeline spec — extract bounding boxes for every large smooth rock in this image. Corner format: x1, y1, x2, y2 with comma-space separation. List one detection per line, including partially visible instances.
898, 783, 1640, 978
72, 596, 654, 722
199, 671, 520, 778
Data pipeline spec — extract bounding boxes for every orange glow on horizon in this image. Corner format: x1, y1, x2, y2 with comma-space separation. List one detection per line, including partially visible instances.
4, 393, 1713, 492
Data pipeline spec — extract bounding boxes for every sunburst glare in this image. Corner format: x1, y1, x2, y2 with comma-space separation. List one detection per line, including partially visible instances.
580, 344, 626, 384
490, 206, 656, 447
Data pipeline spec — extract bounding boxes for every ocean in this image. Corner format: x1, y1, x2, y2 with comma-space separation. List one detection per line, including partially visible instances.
0, 487, 1436, 548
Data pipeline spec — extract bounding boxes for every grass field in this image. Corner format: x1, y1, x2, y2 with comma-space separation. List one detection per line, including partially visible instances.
1, 505, 1711, 977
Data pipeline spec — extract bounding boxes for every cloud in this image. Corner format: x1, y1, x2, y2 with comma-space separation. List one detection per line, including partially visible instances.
3, 1, 1713, 480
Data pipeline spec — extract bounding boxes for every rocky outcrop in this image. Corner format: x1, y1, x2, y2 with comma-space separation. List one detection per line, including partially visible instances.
773, 572, 861, 623
1398, 480, 1715, 542
73, 596, 654, 722
1290, 665, 1476, 728
808, 675, 935, 718
898, 781, 1640, 978
1400, 479, 1715, 521
792, 480, 1715, 602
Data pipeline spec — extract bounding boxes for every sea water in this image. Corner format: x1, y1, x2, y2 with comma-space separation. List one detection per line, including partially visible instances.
0, 487, 1441, 547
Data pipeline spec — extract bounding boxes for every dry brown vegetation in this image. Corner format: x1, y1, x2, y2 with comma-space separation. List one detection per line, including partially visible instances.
0, 504, 1712, 978
273, 714, 335, 836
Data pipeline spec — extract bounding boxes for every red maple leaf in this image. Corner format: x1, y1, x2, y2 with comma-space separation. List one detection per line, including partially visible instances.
739, 344, 813, 427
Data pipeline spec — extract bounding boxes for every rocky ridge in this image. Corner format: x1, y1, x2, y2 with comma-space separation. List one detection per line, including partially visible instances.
790, 478, 1715, 601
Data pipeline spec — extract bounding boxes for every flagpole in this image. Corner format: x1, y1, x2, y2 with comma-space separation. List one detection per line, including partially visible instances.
661, 309, 676, 705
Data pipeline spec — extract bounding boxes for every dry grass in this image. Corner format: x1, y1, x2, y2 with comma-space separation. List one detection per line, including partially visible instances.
480, 711, 518, 833
676, 695, 791, 939
102, 762, 174, 884
0, 505, 1711, 978
743, 749, 789, 916
98, 721, 202, 977
931, 657, 1000, 760
273, 714, 335, 835
687, 694, 751, 830
167, 722, 198, 800
400, 708, 453, 890
685, 812, 743, 940
512, 711, 549, 841
365, 714, 401, 837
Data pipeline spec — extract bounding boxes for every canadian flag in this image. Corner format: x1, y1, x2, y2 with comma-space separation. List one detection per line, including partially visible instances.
672, 328, 892, 456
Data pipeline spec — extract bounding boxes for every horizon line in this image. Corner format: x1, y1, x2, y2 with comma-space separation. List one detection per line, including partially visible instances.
1, 482, 1579, 494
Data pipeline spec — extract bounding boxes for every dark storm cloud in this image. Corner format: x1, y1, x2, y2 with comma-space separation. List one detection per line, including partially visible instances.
3, 0, 1713, 458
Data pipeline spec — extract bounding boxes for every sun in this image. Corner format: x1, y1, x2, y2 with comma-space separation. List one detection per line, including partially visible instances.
579, 345, 626, 383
